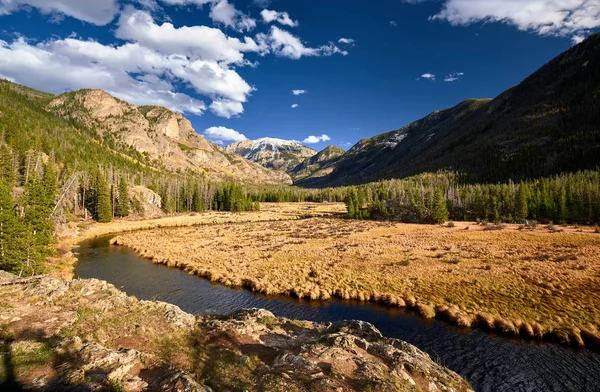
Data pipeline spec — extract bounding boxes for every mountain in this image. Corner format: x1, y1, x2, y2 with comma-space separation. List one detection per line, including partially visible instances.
291, 145, 345, 181
46, 90, 291, 185
296, 33, 600, 187
226, 137, 316, 173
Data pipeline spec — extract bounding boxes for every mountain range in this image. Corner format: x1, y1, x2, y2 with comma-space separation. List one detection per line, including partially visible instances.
226, 138, 316, 173
2, 34, 599, 189
295, 33, 600, 187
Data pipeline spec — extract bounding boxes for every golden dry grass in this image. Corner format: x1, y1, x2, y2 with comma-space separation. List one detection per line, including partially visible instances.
113, 216, 600, 348
47, 202, 345, 279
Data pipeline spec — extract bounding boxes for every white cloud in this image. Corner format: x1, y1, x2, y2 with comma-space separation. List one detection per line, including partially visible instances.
0, 37, 207, 114
203, 126, 247, 144
157, 0, 256, 32
390, 20, 398, 26
0, 7, 259, 117
116, 7, 261, 66
444, 72, 464, 82
292, 89, 307, 95
429, 0, 600, 40
260, 9, 298, 27
338, 38, 355, 45
291, 103, 299, 108
572, 34, 586, 44
418, 73, 436, 81
259, 26, 348, 59
303, 134, 331, 144
209, 0, 256, 32
209, 99, 245, 118
0, 4, 348, 119
0, 0, 119, 25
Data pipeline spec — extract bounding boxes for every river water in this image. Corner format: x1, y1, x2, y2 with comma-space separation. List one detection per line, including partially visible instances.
74, 235, 600, 392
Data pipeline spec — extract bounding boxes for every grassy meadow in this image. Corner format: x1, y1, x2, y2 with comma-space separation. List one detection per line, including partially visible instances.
110, 203, 600, 349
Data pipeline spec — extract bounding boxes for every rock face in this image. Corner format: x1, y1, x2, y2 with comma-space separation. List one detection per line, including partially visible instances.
47, 90, 291, 185
0, 273, 472, 391
226, 137, 316, 173
129, 185, 163, 218
291, 144, 345, 181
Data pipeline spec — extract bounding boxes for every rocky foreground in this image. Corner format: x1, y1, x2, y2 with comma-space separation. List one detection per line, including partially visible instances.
0, 272, 471, 391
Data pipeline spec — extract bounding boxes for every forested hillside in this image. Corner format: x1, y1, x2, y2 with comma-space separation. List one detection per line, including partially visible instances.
297, 33, 600, 187
0, 80, 269, 275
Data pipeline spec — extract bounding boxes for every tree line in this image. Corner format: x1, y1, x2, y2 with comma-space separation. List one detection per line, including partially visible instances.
342, 171, 600, 225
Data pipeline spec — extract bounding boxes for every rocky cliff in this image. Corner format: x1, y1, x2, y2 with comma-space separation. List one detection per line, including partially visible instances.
47, 90, 291, 185
226, 137, 317, 173
0, 272, 471, 391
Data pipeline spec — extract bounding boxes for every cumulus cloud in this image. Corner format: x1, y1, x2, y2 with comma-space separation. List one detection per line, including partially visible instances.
209, 0, 256, 32
0, 7, 259, 117
0, 3, 349, 118
0, 0, 119, 25
116, 7, 261, 66
260, 9, 298, 27
417, 73, 436, 81
444, 72, 464, 82
429, 0, 600, 41
0, 37, 207, 114
259, 26, 348, 59
303, 134, 331, 144
292, 89, 307, 95
338, 38, 355, 45
291, 103, 299, 108
203, 126, 247, 144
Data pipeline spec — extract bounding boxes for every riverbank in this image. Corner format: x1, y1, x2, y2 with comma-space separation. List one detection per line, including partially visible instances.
47, 202, 345, 279
0, 271, 471, 391
111, 217, 600, 350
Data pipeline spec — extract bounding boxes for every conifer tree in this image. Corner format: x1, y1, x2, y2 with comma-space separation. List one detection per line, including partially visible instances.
192, 187, 203, 212
0, 144, 15, 186
116, 175, 130, 217
431, 189, 449, 223
515, 183, 528, 221
0, 182, 22, 273
94, 171, 112, 222
20, 162, 57, 275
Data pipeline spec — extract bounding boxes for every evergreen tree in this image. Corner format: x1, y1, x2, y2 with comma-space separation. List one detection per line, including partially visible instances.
0, 182, 23, 273
94, 171, 112, 222
431, 189, 449, 223
116, 175, 130, 217
0, 144, 15, 187
515, 183, 528, 221
20, 162, 57, 275
192, 187, 204, 212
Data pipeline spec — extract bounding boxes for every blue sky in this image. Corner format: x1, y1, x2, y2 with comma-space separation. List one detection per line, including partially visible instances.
0, 0, 598, 150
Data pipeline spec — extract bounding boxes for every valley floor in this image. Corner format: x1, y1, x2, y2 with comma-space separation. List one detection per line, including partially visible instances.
108, 203, 600, 349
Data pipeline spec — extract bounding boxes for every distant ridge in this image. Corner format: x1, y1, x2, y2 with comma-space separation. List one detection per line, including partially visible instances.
296, 33, 600, 187
226, 137, 317, 173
